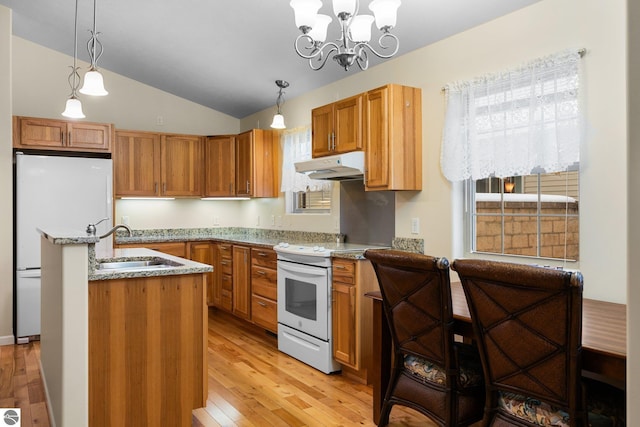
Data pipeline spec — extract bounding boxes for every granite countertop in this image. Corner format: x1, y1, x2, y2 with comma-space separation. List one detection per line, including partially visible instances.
89, 247, 213, 281
114, 227, 425, 254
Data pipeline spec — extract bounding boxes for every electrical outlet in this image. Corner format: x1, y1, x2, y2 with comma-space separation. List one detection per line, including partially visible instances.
256, 216, 260, 226
213, 216, 220, 226
156, 115, 164, 125
121, 216, 129, 225
271, 215, 275, 226
411, 217, 420, 234
277, 216, 282, 227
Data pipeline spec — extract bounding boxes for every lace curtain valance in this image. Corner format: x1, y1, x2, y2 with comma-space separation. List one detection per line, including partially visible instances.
280, 125, 333, 193
440, 49, 584, 182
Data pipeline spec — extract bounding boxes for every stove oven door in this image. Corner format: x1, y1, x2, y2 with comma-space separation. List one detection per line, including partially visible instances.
277, 259, 330, 341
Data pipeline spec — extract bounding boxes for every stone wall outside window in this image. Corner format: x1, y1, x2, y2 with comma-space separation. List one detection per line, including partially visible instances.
475, 201, 579, 260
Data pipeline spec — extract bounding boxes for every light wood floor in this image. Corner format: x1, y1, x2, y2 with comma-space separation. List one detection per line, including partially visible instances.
1, 308, 435, 427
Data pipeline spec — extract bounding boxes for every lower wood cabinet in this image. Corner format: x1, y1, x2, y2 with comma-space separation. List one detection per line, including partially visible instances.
188, 242, 215, 306
250, 247, 278, 333
232, 245, 251, 320
332, 257, 379, 384
88, 274, 207, 427
214, 243, 233, 312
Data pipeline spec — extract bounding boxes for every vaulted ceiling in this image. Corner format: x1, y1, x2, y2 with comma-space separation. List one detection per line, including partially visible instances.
1, 0, 540, 118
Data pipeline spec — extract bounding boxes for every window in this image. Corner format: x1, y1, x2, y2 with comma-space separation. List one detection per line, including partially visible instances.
467, 170, 579, 260
281, 126, 332, 214
442, 49, 583, 261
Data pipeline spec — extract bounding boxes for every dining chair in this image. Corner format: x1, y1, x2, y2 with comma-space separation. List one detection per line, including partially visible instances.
364, 249, 485, 427
452, 259, 625, 427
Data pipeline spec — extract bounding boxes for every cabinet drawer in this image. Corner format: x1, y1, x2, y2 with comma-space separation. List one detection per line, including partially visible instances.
251, 295, 277, 333
252, 266, 277, 300
251, 248, 277, 269
221, 274, 233, 292
219, 259, 233, 276
218, 244, 233, 257
333, 260, 356, 284
220, 291, 232, 312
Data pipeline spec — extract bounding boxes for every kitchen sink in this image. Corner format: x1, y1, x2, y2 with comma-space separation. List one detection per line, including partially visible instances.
97, 258, 183, 271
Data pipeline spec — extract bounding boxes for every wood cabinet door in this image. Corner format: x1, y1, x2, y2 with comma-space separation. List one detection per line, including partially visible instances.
235, 131, 253, 196
17, 117, 66, 148
332, 281, 357, 367
311, 103, 334, 157
114, 131, 161, 197
68, 122, 112, 151
161, 135, 204, 197
364, 86, 390, 189
251, 129, 278, 198
214, 243, 233, 310
189, 242, 215, 306
204, 135, 235, 197
232, 246, 251, 320
334, 94, 362, 153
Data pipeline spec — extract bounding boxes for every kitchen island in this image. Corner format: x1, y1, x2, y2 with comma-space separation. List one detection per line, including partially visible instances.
38, 228, 212, 427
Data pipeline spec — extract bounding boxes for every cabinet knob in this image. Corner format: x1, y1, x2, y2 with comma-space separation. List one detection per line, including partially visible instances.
257, 301, 267, 308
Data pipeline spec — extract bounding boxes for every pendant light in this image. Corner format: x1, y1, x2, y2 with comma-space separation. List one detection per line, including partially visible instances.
270, 80, 289, 129
79, 0, 108, 96
62, 0, 85, 118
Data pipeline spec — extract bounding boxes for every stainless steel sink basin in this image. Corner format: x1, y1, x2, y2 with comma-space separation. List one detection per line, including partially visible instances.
97, 258, 183, 272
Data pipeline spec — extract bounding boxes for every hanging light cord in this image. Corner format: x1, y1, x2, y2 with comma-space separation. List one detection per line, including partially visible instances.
86, 0, 104, 69
67, 0, 81, 97
275, 80, 289, 114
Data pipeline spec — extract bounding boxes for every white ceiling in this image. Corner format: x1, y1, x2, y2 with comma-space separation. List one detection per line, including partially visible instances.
1, 0, 540, 118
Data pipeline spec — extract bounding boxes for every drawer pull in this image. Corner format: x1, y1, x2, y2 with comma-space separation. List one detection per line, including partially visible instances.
257, 270, 266, 276
257, 301, 268, 307
335, 265, 346, 269
257, 252, 268, 257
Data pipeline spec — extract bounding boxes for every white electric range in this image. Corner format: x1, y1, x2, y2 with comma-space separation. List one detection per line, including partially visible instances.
273, 241, 388, 374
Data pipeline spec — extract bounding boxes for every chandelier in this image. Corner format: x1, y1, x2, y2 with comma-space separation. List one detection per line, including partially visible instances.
270, 80, 289, 129
289, 0, 401, 71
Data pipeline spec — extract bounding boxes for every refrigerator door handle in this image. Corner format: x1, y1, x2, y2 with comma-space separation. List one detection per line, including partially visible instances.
17, 269, 41, 279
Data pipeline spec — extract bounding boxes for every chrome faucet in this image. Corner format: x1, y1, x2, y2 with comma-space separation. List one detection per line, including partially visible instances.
86, 218, 132, 239
99, 224, 132, 239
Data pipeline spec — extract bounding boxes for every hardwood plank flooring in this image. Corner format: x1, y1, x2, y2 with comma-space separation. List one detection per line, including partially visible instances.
3, 308, 435, 427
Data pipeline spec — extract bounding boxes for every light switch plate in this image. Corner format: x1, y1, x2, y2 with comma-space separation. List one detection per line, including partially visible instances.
411, 217, 419, 234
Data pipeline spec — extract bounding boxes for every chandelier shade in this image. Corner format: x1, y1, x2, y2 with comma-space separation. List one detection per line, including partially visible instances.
290, 0, 401, 71
270, 114, 286, 130
369, 0, 401, 30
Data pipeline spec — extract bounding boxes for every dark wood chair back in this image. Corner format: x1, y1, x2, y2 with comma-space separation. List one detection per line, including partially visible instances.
452, 258, 586, 426
365, 249, 484, 426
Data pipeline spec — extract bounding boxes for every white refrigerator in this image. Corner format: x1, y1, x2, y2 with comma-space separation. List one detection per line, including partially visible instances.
15, 153, 113, 342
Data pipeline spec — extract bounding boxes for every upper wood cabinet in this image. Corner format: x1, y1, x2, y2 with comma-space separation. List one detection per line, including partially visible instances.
161, 134, 203, 197
204, 135, 236, 197
364, 84, 422, 191
235, 129, 279, 198
114, 130, 203, 197
311, 94, 362, 157
114, 131, 161, 197
13, 116, 113, 153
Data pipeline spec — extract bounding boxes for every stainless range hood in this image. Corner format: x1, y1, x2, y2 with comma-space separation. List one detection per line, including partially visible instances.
294, 151, 364, 180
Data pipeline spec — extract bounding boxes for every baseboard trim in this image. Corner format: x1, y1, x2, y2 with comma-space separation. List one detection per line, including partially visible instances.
0, 335, 15, 346
39, 358, 57, 427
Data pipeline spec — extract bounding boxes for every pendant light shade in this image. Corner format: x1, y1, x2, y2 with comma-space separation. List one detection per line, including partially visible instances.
270, 114, 286, 130
270, 80, 289, 130
80, 69, 108, 96
62, 0, 85, 118
80, 0, 108, 96
62, 96, 86, 119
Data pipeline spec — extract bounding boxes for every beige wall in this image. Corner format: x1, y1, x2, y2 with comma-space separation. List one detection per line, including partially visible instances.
11, 37, 240, 136
243, 0, 628, 304
0, 6, 13, 344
